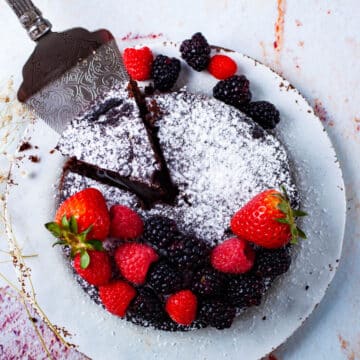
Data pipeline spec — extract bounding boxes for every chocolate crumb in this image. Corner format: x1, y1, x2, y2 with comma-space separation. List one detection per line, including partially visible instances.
262, 316, 267, 320
19, 142, 32, 152
49, 149, 56, 154
29, 155, 40, 163
305, 285, 309, 291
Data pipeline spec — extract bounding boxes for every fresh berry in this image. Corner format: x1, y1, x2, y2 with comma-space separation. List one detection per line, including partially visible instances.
240, 101, 280, 130
115, 243, 159, 285
148, 260, 183, 295
230, 187, 307, 249
191, 267, 225, 296
213, 75, 252, 108
123, 46, 153, 81
227, 275, 265, 308
151, 55, 181, 91
166, 235, 210, 270
198, 299, 236, 329
210, 237, 255, 274
143, 215, 178, 250
208, 54, 237, 80
45, 188, 110, 268
165, 290, 198, 326
253, 247, 291, 278
180, 32, 211, 71
126, 287, 166, 327
109, 205, 143, 240
73, 250, 111, 286
99, 281, 136, 317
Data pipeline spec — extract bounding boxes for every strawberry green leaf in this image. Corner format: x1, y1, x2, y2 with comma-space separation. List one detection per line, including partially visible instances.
79, 225, 93, 242
297, 227, 307, 239
61, 215, 70, 230
87, 240, 104, 251
275, 218, 288, 224
44, 222, 61, 238
69, 216, 78, 233
80, 251, 90, 269
52, 240, 66, 247
277, 202, 288, 214
293, 210, 308, 217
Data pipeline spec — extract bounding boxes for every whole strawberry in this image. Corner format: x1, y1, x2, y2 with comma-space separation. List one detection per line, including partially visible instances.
123, 46, 153, 81
99, 281, 136, 317
165, 290, 197, 326
115, 243, 158, 285
211, 237, 255, 274
73, 250, 111, 286
110, 205, 144, 240
230, 187, 307, 249
208, 54, 237, 80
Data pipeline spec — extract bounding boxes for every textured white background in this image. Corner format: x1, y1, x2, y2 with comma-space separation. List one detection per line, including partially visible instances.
0, 1, 359, 359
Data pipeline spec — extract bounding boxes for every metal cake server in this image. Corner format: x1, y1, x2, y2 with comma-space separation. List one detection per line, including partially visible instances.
6, 0, 129, 133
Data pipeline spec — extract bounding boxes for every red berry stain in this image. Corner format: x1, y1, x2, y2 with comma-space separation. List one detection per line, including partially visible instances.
313, 99, 329, 123
327, 9, 331, 15
295, 19, 303, 27
121, 32, 163, 41
273, 0, 286, 52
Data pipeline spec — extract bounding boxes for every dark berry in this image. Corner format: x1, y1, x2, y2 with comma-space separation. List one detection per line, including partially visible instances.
167, 235, 210, 270
148, 260, 183, 295
143, 215, 178, 250
240, 101, 280, 130
191, 267, 226, 297
151, 55, 181, 91
180, 32, 211, 71
227, 275, 265, 308
198, 299, 236, 330
253, 247, 291, 279
213, 75, 252, 108
126, 287, 166, 327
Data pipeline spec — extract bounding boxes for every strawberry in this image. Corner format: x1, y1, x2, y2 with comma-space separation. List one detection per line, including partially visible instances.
99, 281, 136, 317
123, 46, 153, 81
110, 205, 144, 240
230, 187, 307, 249
45, 188, 110, 269
210, 237, 255, 274
208, 54, 237, 80
73, 250, 111, 286
165, 290, 197, 326
115, 243, 158, 285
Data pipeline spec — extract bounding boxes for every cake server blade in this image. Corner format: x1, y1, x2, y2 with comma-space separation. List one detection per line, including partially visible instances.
6, 0, 129, 134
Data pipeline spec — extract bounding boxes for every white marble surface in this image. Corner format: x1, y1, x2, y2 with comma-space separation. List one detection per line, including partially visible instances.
0, 1, 359, 359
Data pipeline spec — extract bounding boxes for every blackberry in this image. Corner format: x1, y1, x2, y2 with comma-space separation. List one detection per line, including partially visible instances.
191, 267, 226, 297
180, 32, 211, 71
213, 75, 252, 108
227, 275, 265, 308
240, 101, 280, 130
198, 299, 236, 330
126, 287, 166, 327
148, 260, 183, 295
151, 55, 181, 91
143, 215, 178, 250
167, 235, 211, 270
253, 247, 291, 279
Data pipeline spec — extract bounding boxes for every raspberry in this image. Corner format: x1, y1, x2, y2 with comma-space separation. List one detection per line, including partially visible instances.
151, 55, 181, 91
208, 54, 237, 80
198, 299, 236, 330
165, 290, 198, 326
213, 75, 252, 108
143, 215, 178, 250
126, 287, 166, 327
99, 281, 136, 317
123, 46, 153, 81
253, 247, 291, 278
166, 235, 210, 270
191, 267, 225, 296
148, 260, 183, 295
210, 238, 255, 274
180, 32, 211, 71
227, 275, 265, 308
109, 205, 144, 240
73, 250, 111, 286
240, 101, 280, 130
114, 243, 158, 285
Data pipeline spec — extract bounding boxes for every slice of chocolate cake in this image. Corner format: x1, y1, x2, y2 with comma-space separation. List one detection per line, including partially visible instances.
57, 82, 176, 207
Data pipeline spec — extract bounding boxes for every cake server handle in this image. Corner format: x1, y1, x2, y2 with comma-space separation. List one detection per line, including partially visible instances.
5, 0, 52, 41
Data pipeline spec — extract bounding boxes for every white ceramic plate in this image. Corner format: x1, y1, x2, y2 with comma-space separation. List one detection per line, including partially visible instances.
5, 40, 345, 360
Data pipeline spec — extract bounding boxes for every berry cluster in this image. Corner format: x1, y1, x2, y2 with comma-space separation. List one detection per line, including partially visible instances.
46, 185, 305, 331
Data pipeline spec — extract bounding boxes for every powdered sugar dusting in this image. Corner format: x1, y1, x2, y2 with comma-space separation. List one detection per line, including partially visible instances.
59, 89, 297, 244
57, 82, 160, 186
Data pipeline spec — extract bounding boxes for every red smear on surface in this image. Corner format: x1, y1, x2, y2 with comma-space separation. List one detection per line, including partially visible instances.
327, 9, 331, 14
274, 0, 286, 52
314, 98, 329, 123
295, 19, 303, 27
120, 32, 163, 41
